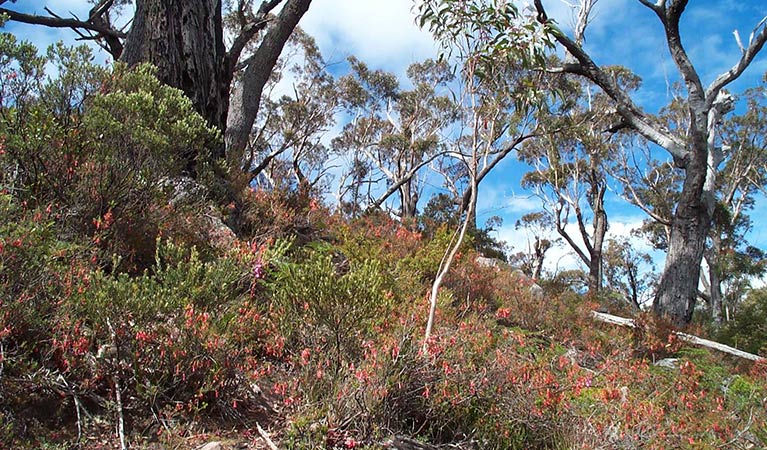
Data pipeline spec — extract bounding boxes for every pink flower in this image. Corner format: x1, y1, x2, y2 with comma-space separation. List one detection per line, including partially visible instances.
300, 348, 311, 365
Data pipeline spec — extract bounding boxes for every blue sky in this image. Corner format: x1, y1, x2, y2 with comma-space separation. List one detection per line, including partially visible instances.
6, 0, 767, 280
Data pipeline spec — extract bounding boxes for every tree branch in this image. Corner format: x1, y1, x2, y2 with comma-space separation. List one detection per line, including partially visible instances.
0, 8, 126, 39
226, 0, 284, 70
555, 203, 592, 267
706, 16, 767, 103
533, 0, 688, 163
657, 0, 706, 103
370, 151, 446, 210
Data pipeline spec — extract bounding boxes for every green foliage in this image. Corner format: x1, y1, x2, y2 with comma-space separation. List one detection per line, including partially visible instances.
268, 243, 391, 365
76, 63, 221, 268
47, 239, 265, 425
0, 36, 222, 271
0, 194, 87, 372
416, 0, 554, 69
718, 287, 767, 355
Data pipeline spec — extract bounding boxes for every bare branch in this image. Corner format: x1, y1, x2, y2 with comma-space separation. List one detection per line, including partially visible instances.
0, 7, 125, 38
0, 5, 125, 58
554, 203, 592, 266
706, 16, 767, 103
370, 151, 446, 209
227, 0, 284, 70
636, 0, 661, 12
534, 0, 687, 162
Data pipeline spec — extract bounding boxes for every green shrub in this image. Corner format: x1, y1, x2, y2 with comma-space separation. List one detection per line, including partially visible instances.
268, 243, 391, 368
718, 287, 767, 355
55, 239, 258, 413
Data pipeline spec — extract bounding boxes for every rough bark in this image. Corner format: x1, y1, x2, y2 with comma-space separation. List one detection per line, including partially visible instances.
587, 170, 608, 293
399, 179, 419, 219
226, 0, 313, 164
532, 237, 548, 280
121, 0, 229, 140
652, 148, 710, 326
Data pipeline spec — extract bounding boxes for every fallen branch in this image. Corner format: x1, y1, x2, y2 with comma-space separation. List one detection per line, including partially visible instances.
256, 422, 280, 450
590, 311, 764, 362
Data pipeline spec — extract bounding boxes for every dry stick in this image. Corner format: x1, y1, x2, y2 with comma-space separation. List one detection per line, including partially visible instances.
58, 374, 83, 444
422, 180, 476, 354
590, 311, 764, 362
107, 318, 128, 450
256, 422, 280, 450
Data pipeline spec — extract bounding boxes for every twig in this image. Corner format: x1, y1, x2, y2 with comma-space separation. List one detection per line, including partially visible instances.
256, 422, 280, 450
107, 318, 127, 450
58, 374, 84, 445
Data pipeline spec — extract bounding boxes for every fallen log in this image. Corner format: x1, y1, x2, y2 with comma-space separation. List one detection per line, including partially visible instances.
590, 311, 764, 362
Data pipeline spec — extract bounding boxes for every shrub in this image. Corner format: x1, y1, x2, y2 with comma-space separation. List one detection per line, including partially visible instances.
74, 63, 222, 270
53, 239, 262, 418
718, 287, 767, 355
268, 243, 392, 370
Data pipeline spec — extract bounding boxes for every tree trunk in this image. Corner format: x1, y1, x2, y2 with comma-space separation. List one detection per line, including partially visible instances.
225, 0, 313, 164
704, 248, 724, 326
399, 179, 418, 219
122, 0, 229, 139
587, 182, 608, 294
653, 149, 711, 327
532, 237, 547, 280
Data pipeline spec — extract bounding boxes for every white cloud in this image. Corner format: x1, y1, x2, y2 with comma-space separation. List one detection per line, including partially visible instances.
300, 0, 438, 74
505, 194, 541, 213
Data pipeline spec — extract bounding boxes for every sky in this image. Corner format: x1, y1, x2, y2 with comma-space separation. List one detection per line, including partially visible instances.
6, 0, 767, 286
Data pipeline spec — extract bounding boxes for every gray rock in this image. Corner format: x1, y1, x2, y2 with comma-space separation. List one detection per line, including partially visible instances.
654, 358, 679, 369
475, 255, 501, 268
198, 442, 223, 450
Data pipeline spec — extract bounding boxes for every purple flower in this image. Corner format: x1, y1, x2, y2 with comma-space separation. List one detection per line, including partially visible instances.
253, 261, 265, 280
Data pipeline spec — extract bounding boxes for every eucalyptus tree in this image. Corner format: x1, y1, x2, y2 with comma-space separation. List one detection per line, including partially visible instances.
603, 237, 655, 310
333, 57, 457, 219
245, 29, 339, 194
419, 0, 767, 326
1, 0, 314, 167
417, 0, 555, 349
707, 85, 767, 323
509, 211, 561, 280
529, 0, 767, 325
518, 68, 635, 294
615, 85, 767, 324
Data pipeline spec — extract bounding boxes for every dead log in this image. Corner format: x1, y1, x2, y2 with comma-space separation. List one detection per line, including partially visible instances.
590, 311, 764, 362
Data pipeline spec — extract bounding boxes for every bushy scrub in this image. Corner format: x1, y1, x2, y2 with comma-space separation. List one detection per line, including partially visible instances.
0, 33, 223, 271
52, 239, 264, 420
0, 196, 91, 440
268, 243, 392, 370
718, 287, 767, 355
75, 63, 222, 269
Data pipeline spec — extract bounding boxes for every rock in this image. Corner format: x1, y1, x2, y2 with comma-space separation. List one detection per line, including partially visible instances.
198, 442, 223, 450
382, 436, 439, 450
529, 282, 544, 300
511, 269, 544, 300
654, 358, 679, 369
201, 205, 237, 250
475, 255, 502, 268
